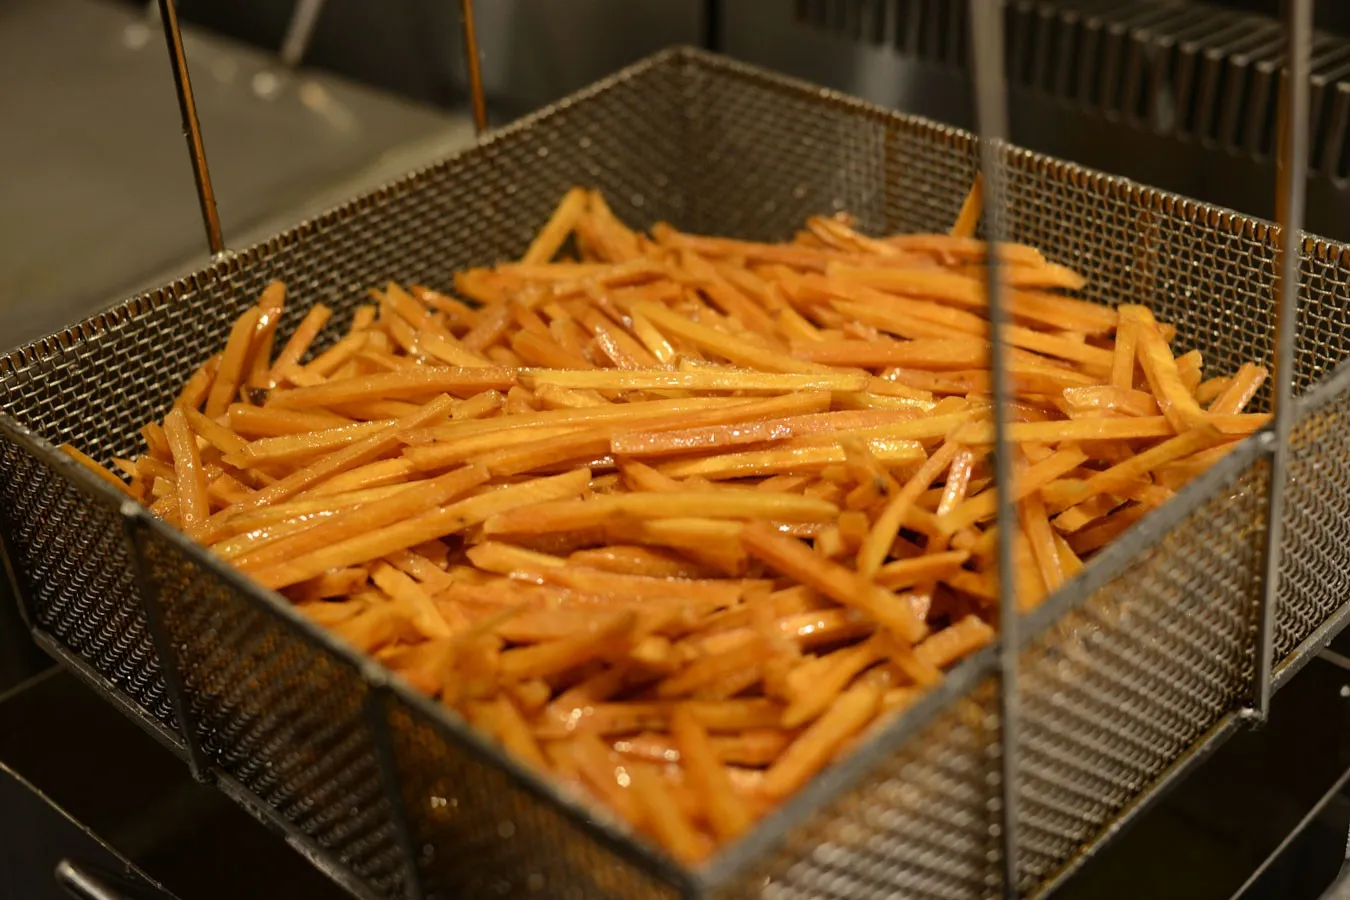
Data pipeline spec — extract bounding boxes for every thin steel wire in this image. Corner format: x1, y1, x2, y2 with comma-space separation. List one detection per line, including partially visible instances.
155, 0, 224, 255
968, 1, 1020, 895
1256, 0, 1312, 717
460, 0, 488, 134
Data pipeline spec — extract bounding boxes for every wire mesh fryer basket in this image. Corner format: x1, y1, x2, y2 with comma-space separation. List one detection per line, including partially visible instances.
3, 45, 1350, 899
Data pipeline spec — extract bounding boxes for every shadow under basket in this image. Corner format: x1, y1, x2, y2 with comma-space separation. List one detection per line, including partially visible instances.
4, 47, 1350, 900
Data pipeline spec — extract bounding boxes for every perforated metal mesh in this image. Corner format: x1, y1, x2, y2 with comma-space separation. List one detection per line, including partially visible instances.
129, 522, 410, 898
713, 683, 1002, 900
377, 689, 686, 900
1016, 453, 1268, 890
1275, 362, 1350, 663
0, 424, 177, 733
2, 47, 1350, 900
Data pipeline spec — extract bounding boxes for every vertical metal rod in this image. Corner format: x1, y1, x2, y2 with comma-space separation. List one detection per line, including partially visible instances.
1255, 0, 1312, 717
969, 2, 1020, 895
364, 682, 430, 900
155, 0, 225, 255
279, 0, 328, 69
459, 0, 489, 135
122, 508, 212, 781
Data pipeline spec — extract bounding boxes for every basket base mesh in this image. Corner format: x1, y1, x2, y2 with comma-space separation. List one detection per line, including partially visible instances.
714, 685, 1002, 900
379, 692, 683, 900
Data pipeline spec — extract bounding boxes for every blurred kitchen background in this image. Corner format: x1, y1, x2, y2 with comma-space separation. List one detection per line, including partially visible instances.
12, 0, 1350, 354
0, 0, 706, 353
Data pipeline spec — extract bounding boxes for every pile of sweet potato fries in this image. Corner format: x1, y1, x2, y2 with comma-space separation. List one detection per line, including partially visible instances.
64, 182, 1269, 862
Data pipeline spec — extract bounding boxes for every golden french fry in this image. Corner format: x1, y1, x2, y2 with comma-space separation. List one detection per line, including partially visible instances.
59, 444, 135, 497
670, 707, 754, 841
163, 408, 210, 537
742, 523, 925, 644
253, 468, 589, 588
205, 307, 262, 418
485, 491, 839, 537
763, 682, 881, 800
521, 368, 870, 394
175, 353, 221, 412
937, 449, 1086, 536
950, 174, 983, 239
522, 187, 588, 264
1208, 362, 1268, 415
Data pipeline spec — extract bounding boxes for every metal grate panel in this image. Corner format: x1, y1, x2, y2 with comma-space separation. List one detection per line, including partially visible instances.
1275, 357, 1350, 664
0, 422, 177, 733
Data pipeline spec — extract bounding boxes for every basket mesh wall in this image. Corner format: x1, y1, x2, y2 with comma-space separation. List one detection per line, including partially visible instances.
0, 428, 177, 733
0, 48, 1348, 899
1276, 362, 1350, 664
131, 523, 410, 898
1271, 242, 1350, 663
1015, 453, 1268, 890
377, 690, 686, 900
713, 683, 1002, 900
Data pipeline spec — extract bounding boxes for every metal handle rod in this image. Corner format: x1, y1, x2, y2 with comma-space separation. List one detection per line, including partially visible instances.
155, 0, 224, 256
969, 1, 1020, 895
460, 0, 489, 134
1255, 0, 1312, 718
153, 0, 492, 255
279, 0, 328, 69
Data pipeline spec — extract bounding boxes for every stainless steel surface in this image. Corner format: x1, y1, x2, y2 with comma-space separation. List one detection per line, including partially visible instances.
156, 0, 224, 255
0, 0, 475, 352
1258, 0, 1314, 718
969, 2, 1021, 895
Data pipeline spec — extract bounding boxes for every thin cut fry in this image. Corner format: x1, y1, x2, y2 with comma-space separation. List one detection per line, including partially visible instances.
949, 174, 983, 238
743, 524, 925, 644
763, 683, 880, 800
163, 408, 210, 537
205, 308, 262, 418
59, 444, 135, 497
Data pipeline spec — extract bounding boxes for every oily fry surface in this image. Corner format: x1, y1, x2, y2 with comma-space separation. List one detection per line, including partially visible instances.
76, 185, 1268, 864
